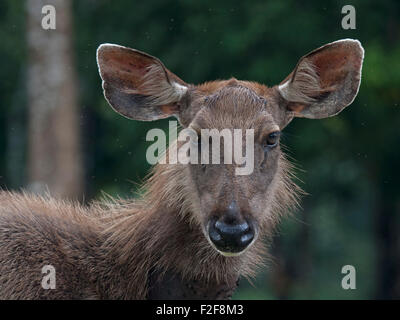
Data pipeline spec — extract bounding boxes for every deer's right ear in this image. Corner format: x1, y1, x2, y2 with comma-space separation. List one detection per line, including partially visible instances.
96, 44, 189, 121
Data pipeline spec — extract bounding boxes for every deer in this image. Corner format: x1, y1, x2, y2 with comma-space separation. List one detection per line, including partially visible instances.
0, 39, 364, 299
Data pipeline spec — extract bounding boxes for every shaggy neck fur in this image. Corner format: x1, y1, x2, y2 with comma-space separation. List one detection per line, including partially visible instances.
0, 145, 299, 299
94, 150, 300, 299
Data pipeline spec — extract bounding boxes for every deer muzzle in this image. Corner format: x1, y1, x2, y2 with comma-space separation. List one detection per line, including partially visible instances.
207, 216, 255, 256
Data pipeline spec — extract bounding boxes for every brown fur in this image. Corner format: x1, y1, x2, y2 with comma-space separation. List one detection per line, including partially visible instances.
0, 149, 298, 299
0, 86, 300, 299
0, 39, 363, 299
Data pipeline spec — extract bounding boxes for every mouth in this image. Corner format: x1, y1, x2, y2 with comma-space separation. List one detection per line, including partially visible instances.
205, 218, 258, 257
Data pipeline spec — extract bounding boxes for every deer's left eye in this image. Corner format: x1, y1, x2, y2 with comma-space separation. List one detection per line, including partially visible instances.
263, 131, 280, 150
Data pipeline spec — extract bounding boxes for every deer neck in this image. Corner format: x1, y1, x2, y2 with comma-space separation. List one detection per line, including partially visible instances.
98, 162, 264, 299
99, 202, 257, 299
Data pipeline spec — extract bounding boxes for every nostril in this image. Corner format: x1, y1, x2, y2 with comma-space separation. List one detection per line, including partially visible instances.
240, 232, 254, 245
209, 226, 222, 242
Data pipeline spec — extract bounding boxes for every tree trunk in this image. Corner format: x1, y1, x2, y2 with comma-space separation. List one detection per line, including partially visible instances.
26, 0, 83, 199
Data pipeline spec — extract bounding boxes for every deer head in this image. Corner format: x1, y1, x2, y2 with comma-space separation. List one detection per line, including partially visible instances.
97, 39, 364, 257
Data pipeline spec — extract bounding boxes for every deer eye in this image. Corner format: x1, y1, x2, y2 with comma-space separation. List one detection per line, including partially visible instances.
263, 131, 280, 150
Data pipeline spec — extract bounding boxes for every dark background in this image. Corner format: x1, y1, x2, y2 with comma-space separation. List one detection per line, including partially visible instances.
0, 0, 399, 299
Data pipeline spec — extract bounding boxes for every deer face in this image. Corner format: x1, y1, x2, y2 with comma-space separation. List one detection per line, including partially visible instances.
185, 84, 284, 255
97, 39, 364, 256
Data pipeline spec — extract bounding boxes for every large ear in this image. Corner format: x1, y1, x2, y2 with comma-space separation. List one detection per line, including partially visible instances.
278, 39, 364, 119
96, 44, 189, 121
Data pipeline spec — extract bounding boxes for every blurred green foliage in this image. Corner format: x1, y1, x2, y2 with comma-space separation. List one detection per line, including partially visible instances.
0, 0, 399, 299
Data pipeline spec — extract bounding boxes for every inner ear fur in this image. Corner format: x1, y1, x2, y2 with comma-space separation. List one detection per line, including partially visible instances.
278, 39, 364, 119
97, 44, 189, 121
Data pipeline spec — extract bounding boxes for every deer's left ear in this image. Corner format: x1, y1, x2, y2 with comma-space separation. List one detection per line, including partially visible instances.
97, 44, 189, 122
278, 39, 364, 120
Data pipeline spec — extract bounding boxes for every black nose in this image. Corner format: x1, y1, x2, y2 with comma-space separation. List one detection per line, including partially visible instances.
208, 217, 255, 254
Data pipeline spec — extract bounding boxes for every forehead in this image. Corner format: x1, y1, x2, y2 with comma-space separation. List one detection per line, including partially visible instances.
192, 81, 278, 131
